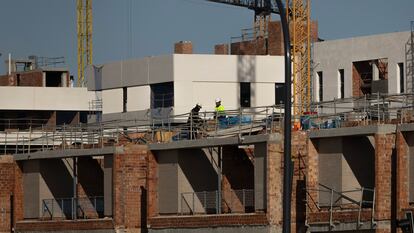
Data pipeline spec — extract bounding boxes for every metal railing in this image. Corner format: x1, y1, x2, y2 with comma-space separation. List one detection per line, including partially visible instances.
42, 196, 104, 220
307, 184, 376, 229
180, 189, 254, 215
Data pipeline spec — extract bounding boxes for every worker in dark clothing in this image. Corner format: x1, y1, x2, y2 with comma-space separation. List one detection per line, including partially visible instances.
187, 104, 203, 139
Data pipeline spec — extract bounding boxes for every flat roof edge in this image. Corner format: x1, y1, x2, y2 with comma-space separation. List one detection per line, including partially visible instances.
149, 133, 281, 151
14, 146, 117, 161
308, 124, 397, 139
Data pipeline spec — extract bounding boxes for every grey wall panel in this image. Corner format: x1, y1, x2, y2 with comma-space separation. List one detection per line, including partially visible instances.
23, 160, 40, 219
123, 58, 150, 87
101, 61, 123, 90
148, 55, 174, 84
157, 151, 179, 214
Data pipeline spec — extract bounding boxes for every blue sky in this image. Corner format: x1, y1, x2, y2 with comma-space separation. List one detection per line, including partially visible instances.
0, 0, 413, 78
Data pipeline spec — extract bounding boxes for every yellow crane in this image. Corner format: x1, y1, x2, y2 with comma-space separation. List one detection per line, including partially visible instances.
207, 0, 312, 117
77, 0, 93, 87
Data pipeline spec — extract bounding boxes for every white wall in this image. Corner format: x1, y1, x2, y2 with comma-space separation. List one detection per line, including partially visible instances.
313, 31, 410, 101
0, 87, 94, 111
102, 88, 123, 114
96, 54, 285, 116
127, 86, 151, 112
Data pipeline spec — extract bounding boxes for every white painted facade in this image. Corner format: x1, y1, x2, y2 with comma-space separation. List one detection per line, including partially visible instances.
0, 86, 95, 111
313, 31, 411, 102
88, 54, 284, 115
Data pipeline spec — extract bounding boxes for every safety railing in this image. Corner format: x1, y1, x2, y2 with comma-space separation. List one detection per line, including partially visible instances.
306, 184, 376, 229
180, 189, 254, 215
42, 196, 104, 220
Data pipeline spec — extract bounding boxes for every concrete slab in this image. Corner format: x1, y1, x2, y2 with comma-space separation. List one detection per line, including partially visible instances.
308, 124, 396, 139
149, 133, 281, 151
14, 147, 117, 161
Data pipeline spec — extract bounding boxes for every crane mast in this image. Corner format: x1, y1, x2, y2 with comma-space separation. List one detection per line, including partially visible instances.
77, 0, 93, 87
207, 0, 312, 117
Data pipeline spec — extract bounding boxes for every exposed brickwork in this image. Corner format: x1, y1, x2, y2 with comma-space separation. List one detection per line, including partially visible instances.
15, 219, 114, 231
214, 44, 229, 55
18, 71, 43, 87
375, 134, 394, 221
306, 138, 319, 214
225, 20, 318, 56
397, 132, 409, 219
0, 75, 15, 86
291, 131, 308, 233
352, 63, 363, 97
308, 209, 373, 223
147, 150, 158, 218
174, 41, 193, 54
0, 155, 23, 232
149, 213, 268, 229
267, 142, 283, 225
113, 144, 148, 231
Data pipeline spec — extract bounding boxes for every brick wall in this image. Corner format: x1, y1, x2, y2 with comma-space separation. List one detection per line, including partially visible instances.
147, 150, 158, 219
306, 138, 319, 214
214, 44, 229, 55
0, 155, 23, 232
18, 71, 43, 87
113, 144, 148, 232
15, 219, 114, 231
291, 132, 308, 233
267, 141, 283, 226
149, 213, 268, 229
352, 63, 363, 97
397, 132, 409, 219
174, 41, 193, 54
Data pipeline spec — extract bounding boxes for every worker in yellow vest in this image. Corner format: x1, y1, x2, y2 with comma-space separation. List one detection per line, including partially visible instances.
214, 98, 226, 119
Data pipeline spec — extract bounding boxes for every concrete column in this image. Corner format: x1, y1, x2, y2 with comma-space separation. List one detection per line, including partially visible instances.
254, 143, 267, 211
104, 155, 113, 217
61, 72, 68, 87
42, 72, 46, 87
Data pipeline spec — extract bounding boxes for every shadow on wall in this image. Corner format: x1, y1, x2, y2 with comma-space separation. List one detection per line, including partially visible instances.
237, 56, 256, 108
179, 149, 218, 192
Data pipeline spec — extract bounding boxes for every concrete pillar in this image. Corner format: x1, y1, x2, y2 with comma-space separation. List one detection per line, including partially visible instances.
104, 155, 113, 217
61, 72, 68, 87
42, 71, 46, 87
254, 143, 267, 211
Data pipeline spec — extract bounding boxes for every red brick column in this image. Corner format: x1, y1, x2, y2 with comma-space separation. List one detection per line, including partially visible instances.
307, 138, 319, 213
292, 132, 308, 233
147, 150, 158, 218
113, 144, 148, 231
0, 155, 23, 232
396, 132, 409, 219
267, 141, 283, 228
375, 134, 395, 233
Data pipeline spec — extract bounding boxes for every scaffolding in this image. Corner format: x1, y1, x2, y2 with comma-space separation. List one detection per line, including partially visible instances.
407, 21, 414, 94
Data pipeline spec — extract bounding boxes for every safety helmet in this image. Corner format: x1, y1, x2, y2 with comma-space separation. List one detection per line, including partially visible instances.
215, 98, 221, 103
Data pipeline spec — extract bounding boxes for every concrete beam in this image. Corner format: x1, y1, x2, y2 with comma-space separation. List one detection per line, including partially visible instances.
14, 146, 118, 161
308, 124, 396, 139
398, 123, 414, 132
149, 133, 281, 151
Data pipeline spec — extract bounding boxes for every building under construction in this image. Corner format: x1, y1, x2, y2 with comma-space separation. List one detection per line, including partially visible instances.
0, 1, 413, 233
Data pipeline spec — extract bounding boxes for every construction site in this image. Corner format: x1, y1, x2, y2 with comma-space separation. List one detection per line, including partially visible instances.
0, 0, 413, 233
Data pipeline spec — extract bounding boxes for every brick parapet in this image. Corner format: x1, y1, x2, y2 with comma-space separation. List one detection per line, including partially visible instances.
15, 219, 114, 231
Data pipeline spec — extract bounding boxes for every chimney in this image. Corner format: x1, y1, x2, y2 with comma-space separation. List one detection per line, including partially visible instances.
174, 41, 193, 54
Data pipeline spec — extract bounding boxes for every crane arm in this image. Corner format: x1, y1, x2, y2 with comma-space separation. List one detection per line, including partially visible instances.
206, 0, 281, 15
